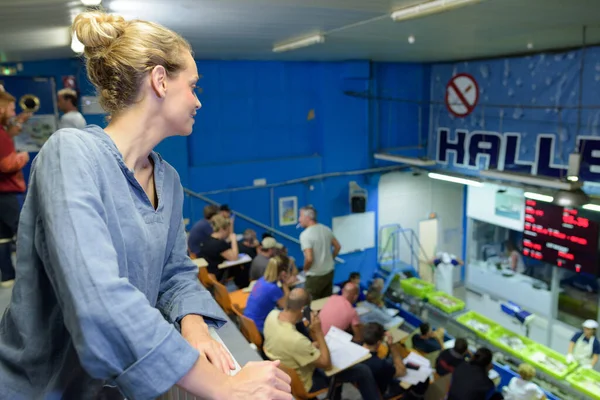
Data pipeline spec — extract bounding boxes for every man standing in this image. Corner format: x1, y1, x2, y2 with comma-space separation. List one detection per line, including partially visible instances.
57, 88, 86, 129
299, 205, 341, 300
0, 91, 29, 288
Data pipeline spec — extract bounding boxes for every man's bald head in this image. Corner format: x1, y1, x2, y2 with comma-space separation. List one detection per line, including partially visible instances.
286, 288, 311, 311
342, 282, 359, 304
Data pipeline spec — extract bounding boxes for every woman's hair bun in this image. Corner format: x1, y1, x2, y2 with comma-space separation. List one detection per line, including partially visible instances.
72, 11, 127, 50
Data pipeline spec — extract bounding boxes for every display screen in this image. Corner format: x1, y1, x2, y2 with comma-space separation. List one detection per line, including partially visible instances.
523, 199, 599, 274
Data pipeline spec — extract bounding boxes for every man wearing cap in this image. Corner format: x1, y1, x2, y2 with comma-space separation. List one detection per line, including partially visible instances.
566, 319, 599, 368
249, 237, 282, 281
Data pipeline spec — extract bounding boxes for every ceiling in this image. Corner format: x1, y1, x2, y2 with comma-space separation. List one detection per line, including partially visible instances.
1, 0, 600, 63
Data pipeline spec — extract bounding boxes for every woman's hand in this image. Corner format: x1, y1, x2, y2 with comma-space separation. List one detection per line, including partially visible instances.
181, 315, 235, 374
225, 360, 292, 400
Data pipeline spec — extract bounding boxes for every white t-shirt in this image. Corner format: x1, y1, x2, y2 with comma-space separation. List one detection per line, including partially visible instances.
59, 111, 87, 130
504, 377, 545, 400
300, 223, 335, 277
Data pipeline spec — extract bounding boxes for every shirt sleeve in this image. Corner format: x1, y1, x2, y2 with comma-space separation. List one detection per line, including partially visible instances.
33, 133, 200, 400
350, 308, 360, 326
593, 338, 600, 355
293, 335, 321, 368
571, 331, 583, 343
300, 231, 313, 250
156, 216, 228, 328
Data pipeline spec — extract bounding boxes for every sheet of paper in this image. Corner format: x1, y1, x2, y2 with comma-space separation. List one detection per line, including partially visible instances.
218, 253, 252, 269
385, 307, 399, 317
325, 326, 369, 371
293, 273, 306, 285
242, 280, 257, 293
403, 352, 431, 368
355, 305, 370, 316
209, 327, 242, 376
384, 316, 405, 330
326, 326, 353, 343
399, 366, 433, 385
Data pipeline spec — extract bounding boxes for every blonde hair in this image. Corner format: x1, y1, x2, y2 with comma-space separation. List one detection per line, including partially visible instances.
72, 11, 191, 115
0, 91, 15, 106
210, 214, 230, 232
517, 363, 536, 381
264, 255, 290, 282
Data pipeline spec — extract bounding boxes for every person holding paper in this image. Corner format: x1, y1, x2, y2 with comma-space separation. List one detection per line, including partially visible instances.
263, 288, 379, 399
0, 10, 292, 400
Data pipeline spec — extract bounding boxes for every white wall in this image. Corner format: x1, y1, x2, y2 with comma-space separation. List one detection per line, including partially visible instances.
378, 171, 465, 280
467, 183, 525, 232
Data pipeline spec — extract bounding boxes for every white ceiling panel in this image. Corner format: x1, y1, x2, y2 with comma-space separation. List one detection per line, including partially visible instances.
0, 0, 599, 63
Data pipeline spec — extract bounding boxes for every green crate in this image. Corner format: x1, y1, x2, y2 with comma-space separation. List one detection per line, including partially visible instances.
521, 344, 578, 380
487, 326, 534, 358
400, 277, 435, 299
455, 311, 498, 338
426, 291, 465, 314
566, 367, 600, 400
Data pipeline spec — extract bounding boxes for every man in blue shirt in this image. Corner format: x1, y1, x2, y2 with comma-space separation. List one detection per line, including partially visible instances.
412, 322, 444, 354
188, 204, 219, 256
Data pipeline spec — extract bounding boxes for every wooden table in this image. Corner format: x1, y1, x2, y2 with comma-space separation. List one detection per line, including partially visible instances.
229, 289, 251, 311
310, 296, 330, 311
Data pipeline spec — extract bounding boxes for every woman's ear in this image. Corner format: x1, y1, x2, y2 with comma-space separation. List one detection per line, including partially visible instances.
150, 65, 168, 99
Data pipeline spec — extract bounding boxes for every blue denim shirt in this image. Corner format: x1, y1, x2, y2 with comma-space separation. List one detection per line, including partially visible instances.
0, 126, 227, 400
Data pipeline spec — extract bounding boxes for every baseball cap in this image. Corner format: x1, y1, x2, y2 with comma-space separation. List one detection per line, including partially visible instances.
262, 237, 283, 250
583, 319, 599, 329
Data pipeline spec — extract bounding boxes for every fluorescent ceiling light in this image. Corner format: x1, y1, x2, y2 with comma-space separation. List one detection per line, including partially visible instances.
524, 192, 553, 203
479, 169, 583, 191
273, 34, 324, 53
374, 153, 436, 166
582, 204, 600, 212
81, 0, 101, 5
428, 172, 482, 187
71, 33, 84, 53
391, 0, 482, 22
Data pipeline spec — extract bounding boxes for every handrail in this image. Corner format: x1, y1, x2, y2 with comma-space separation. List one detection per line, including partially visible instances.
184, 188, 345, 263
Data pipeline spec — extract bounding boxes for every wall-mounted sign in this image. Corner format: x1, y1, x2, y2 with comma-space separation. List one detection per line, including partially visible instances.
445, 73, 479, 118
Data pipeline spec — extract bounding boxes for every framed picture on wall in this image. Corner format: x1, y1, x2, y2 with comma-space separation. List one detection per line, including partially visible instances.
279, 196, 298, 226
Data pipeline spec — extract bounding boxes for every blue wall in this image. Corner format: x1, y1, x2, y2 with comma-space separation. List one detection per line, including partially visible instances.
5, 57, 429, 282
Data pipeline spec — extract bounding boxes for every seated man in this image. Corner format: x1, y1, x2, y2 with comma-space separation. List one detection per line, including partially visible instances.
436, 337, 470, 376
412, 322, 444, 354
366, 278, 385, 307
263, 288, 379, 399
319, 282, 362, 341
361, 323, 406, 397
337, 272, 366, 303
249, 237, 282, 281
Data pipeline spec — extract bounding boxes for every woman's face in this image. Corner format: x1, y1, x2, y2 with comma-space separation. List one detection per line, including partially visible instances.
583, 327, 595, 338
163, 51, 201, 136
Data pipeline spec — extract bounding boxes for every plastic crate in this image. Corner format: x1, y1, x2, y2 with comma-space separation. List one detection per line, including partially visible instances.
566, 367, 600, 400
426, 291, 465, 314
521, 344, 578, 380
455, 311, 498, 338
487, 326, 534, 358
400, 277, 435, 299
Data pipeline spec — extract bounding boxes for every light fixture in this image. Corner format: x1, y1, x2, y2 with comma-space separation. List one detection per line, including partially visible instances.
272, 34, 325, 53
428, 172, 482, 187
71, 33, 85, 53
391, 0, 482, 22
567, 153, 582, 182
527, 42, 534, 50
554, 189, 590, 208
582, 204, 600, 212
479, 169, 583, 191
374, 153, 436, 166
524, 192, 553, 203
80, 0, 101, 5
408, 35, 415, 44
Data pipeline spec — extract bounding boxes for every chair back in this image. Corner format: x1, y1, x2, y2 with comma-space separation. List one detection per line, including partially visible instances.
232, 304, 263, 349
278, 363, 311, 399
211, 277, 233, 315
425, 373, 451, 400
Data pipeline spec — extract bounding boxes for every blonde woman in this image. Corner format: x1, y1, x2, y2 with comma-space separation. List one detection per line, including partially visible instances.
503, 363, 547, 400
244, 255, 295, 332
0, 11, 290, 400
199, 214, 239, 281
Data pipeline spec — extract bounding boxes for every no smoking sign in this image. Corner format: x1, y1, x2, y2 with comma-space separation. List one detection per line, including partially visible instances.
445, 73, 479, 117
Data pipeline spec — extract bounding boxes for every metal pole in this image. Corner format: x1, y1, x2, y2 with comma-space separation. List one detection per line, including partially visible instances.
547, 266, 561, 347
269, 187, 275, 228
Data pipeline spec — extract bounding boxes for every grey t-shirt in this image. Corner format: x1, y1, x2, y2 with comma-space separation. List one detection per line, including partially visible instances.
300, 223, 335, 276
250, 254, 270, 281
59, 111, 87, 130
